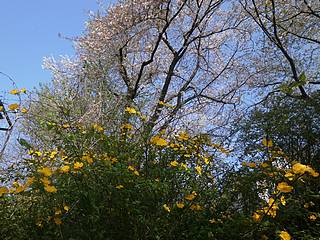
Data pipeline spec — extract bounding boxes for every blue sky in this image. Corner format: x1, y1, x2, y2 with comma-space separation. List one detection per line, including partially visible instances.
0, 0, 114, 91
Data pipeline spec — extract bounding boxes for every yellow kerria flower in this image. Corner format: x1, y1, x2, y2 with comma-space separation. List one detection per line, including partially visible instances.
34, 151, 42, 157
180, 163, 188, 170
133, 170, 140, 176
63, 205, 70, 212
247, 162, 256, 168
190, 204, 202, 211
125, 107, 137, 114
176, 202, 185, 209
54, 217, 62, 225
163, 204, 171, 213
82, 154, 93, 164
0, 106, 3, 112
0, 186, 9, 197
185, 191, 197, 201
92, 123, 104, 132
74, 162, 84, 170
309, 169, 319, 177
177, 132, 189, 141
121, 123, 133, 131
280, 196, 286, 206
209, 218, 217, 224
41, 177, 51, 186
309, 214, 317, 221
55, 209, 62, 215
60, 165, 70, 173
20, 88, 27, 94
150, 136, 168, 147
44, 185, 57, 193
285, 172, 294, 181
38, 167, 53, 177
278, 231, 291, 240
8, 103, 19, 111
169, 160, 179, 167
292, 163, 310, 175
9, 89, 19, 95
128, 165, 135, 171
62, 123, 70, 129
195, 165, 202, 175
262, 138, 273, 147
115, 185, 124, 189
252, 212, 262, 222
21, 108, 28, 113
277, 182, 293, 193
203, 157, 209, 165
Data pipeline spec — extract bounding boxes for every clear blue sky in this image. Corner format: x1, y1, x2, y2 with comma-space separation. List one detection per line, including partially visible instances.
0, 0, 114, 91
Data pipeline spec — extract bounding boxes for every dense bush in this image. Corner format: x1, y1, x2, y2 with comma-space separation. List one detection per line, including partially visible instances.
0, 105, 319, 240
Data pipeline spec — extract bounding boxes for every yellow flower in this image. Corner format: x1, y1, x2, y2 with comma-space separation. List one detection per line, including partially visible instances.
21, 108, 28, 113
247, 162, 256, 168
25, 177, 34, 188
34, 151, 42, 157
55, 209, 62, 215
262, 138, 273, 147
44, 185, 57, 193
62, 123, 70, 129
260, 162, 269, 168
280, 196, 286, 206
60, 165, 70, 173
115, 185, 124, 189
74, 162, 84, 169
185, 191, 197, 201
209, 218, 217, 224
195, 165, 202, 175
54, 217, 62, 225
190, 204, 202, 211
277, 182, 293, 193
9, 89, 19, 95
20, 88, 27, 94
180, 163, 188, 170
133, 170, 140, 176
176, 202, 185, 209
82, 154, 93, 164
177, 132, 189, 141
8, 103, 19, 111
203, 157, 209, 165
63, 205, 70, 212
125, 107, 137, 114
150, 136, 168, 147
38, 167, 53, 177
121, 123, 133, 131
252, 212, 262, 222
169, 160, 179, 167
92, 123, 104, 132
309, 169, 319, 177
163, 204, 171, 213
309, 214, 317, 221
128, 165, 135, 171
278, 231, 291, 240
15, 185, 26, 193
284, 172, 294, 181
0, 106, 3, 112
292, 163, 310, 175
41, 177, 51, 186
0, 186, 9, 197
